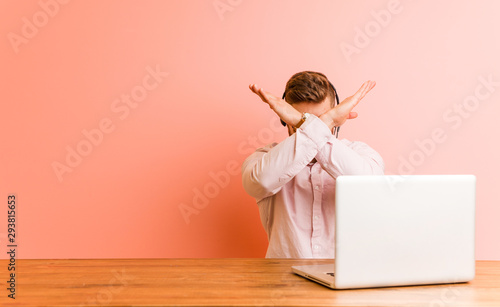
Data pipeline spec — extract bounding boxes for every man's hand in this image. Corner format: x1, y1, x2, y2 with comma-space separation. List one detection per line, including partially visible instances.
249, 84, 302, 127
319, 80, 376, 130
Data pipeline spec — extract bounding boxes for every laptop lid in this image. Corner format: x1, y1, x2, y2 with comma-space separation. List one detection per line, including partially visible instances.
334, 175, 476, 289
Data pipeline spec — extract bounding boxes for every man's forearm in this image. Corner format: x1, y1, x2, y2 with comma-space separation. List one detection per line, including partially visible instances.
241, 115, 332, 200
315, 139, 385, 178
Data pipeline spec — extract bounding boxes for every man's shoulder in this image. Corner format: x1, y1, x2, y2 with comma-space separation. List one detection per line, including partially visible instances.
255, 139, 372, 150
340, 138, 384, 164
340, 138, 372, 149
241, 142, 279, 166
255, 142, 279, 153
249, 138, 376, 155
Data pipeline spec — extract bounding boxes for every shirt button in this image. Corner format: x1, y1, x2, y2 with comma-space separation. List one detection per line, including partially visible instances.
314, 215, 319, 220
314, 185, 320, 190
314, 245, 320, 250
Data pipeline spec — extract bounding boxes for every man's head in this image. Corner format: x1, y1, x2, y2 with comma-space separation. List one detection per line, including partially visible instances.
282, 71, 337, 135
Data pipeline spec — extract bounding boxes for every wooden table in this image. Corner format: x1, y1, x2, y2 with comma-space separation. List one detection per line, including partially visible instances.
1, 258, 499, 306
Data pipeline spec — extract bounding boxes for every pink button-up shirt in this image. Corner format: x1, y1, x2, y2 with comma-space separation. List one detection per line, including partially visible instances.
241, 114, 385, 258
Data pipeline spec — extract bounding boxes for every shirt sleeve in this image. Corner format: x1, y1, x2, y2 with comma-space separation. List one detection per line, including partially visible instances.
314, 131, 385, 177
241, 114, 332, 201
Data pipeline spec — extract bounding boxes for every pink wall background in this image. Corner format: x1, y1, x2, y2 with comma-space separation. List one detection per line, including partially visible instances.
1, 0, 499, 260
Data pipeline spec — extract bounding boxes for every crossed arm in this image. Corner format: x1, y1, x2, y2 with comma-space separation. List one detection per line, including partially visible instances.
248, 80, 376, 132
242, 81, 384, 201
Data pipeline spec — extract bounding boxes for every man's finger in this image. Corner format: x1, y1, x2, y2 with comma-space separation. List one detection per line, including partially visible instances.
358, 81, 376, 100
249, 84, 263, 97
353, 81, 370, 100
354, 80, 376, 100
347, 111, 358, 119
250, 84, 270, 104
259, 88, 284, 108
258, 88, 273, 104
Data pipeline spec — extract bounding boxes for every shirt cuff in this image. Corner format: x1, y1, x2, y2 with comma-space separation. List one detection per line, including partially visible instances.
297, 114, 334, 149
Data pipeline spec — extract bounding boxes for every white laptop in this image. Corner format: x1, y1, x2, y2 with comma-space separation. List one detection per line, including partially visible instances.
292, 174, 476, 289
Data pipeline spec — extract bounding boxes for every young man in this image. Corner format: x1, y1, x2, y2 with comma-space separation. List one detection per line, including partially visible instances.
242, 71, 384, 258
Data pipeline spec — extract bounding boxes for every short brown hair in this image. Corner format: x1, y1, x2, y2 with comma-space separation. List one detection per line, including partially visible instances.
283, 71, 336, 107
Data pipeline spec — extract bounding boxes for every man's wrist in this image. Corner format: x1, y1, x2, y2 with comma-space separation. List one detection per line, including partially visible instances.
319, 113, 336, 130
294, 113, 310, 128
